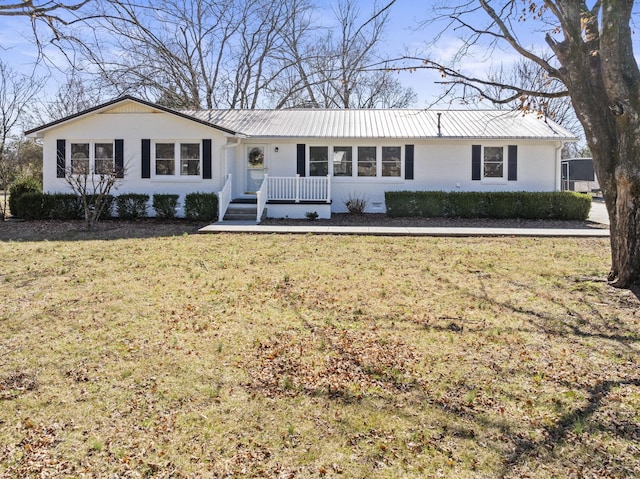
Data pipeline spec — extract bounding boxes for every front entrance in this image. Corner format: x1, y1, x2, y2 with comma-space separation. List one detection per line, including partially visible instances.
245, 145, 266, 193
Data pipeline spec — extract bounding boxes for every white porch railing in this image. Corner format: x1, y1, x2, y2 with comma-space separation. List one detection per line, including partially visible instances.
256, 174, 269, 223
267, 175, 331, 203
218, 174, 232, 222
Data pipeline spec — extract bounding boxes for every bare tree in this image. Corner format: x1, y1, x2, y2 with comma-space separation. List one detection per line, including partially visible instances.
63, 161, 124, 228
272, 0, 415, 109
0, 0, 90, 56
71, 0, 411, 110
0, 1, 88, 17
76, 0, 303, 109
0, 61, 44, 220
43, 73, 99, 120
393, 1, 640, 288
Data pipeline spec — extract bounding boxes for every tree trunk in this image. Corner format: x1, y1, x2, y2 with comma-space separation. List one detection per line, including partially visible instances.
591, 132, 640, 287
547, 1, 640, 288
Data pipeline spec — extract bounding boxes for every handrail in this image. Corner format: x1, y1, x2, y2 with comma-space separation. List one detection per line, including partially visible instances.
217, 173, 232, 222
256, 174, 269, 223
266, 175, 330, 202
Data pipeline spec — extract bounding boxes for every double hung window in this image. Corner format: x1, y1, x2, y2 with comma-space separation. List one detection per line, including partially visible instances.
309, 146, 329, 176
154, 142, 201, 177
70, 141, 114, 175
357, 146, 377, 177
483, 146, 504, 179
333, 147, 352, 176
382, 146, 401, 177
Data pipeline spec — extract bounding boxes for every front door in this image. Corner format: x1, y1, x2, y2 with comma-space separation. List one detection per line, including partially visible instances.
246, 145, 266, 193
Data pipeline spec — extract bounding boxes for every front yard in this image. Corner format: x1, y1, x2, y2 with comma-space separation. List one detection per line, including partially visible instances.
0, 221, 638, 477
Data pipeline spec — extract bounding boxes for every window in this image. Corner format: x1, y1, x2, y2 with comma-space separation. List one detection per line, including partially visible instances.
309, 146, 329, 176
304, 144, 405, 178
358, 146, 377, 177
382, 146, 401, 177
155, 143, 175, 176
94, 143, 114, 174
333, 147, 352, 176
71, 143, 90, 174
70, 141, 116, 175
180, 143, 200, 176
483, 146, 504, 178
154, 142, 201, 177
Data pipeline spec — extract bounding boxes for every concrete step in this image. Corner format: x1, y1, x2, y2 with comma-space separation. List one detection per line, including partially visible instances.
224, 213, 257, 221
223, 200, 258, 222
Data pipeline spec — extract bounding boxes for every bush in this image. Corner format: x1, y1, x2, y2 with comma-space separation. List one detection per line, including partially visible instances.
384, 191, 591, 220
184, 192, 218, 221
551, 191, 592, 220
344, 193, 368, 215
9, 177, 42, 217
386, 191, 446, 217
49, 194, 83, 220
445, 192, 488, 218
14, 192, 50, 220
116, 193, 149, 219
152, 194, 180, 219
85, 194, 115, 221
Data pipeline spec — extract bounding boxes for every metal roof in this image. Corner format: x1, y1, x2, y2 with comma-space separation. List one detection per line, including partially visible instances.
184, 108, 577, 141
24, 96, 577, 141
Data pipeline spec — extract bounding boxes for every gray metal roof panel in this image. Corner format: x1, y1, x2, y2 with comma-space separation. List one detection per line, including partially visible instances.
182, 108, 577, 141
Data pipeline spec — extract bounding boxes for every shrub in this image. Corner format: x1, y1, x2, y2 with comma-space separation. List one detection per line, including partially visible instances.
49, 194, 83, 220
551, 191, 592, 220
116, 194, 149, 219
184, 192, 218, 221
344, 193, 367, 215
384, 191, 591, 220
445, 192, 488, 218
14, 192, 50, 220
485, 192, 520, 219
305, 211, 319, 221
9, 177, 42, 217
152, 194, 180, 219
85, 194, 115, 220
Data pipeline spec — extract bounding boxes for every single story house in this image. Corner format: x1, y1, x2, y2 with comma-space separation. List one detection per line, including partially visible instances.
26, 96, 577, 222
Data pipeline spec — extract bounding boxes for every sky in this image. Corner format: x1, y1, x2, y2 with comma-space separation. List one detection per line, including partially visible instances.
0, 0, 511, 108
0, 0, 639, 110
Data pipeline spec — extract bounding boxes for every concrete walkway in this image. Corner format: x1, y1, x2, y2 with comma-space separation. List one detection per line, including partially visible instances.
199, 201, 611, 237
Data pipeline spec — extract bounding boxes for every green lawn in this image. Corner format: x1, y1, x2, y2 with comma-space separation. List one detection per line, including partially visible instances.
0, 222, 638, 478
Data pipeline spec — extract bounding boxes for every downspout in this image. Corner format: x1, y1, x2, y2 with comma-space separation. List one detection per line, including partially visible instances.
555, 142, 564, 191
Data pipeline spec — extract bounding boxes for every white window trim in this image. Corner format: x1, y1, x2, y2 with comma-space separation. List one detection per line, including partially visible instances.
68, 140, 115, 175
481, 145, 508, 184
307, 144, 404, 180
151, 140, 202, 181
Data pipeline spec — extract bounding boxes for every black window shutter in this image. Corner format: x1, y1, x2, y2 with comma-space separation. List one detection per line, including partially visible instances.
141, 139, 151, 178
296, 144, 306, 176
471, 144, 481, 180
405, 144, 414, 180
56, 139, 66, 178
115, 139, 124, 178
202, 139, 212, 179
508, 145, 518, 181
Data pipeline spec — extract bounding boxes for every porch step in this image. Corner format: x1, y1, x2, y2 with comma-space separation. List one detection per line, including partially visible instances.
223, 201, 257, 222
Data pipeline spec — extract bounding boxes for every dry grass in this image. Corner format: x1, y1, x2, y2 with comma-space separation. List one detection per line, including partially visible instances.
0, 221, 639, 478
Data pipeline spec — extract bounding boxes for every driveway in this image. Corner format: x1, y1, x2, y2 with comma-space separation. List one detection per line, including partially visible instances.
589, 199, 610, 225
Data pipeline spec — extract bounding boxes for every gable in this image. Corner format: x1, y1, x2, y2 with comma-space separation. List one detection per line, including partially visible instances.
100, 102, 160, 115
25, 96, 238, 138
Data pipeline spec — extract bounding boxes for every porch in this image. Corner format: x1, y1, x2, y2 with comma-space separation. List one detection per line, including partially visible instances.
218, 174, 331, 223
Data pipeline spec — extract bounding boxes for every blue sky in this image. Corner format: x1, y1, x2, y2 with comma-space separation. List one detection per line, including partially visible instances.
0, 0, 638, 109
